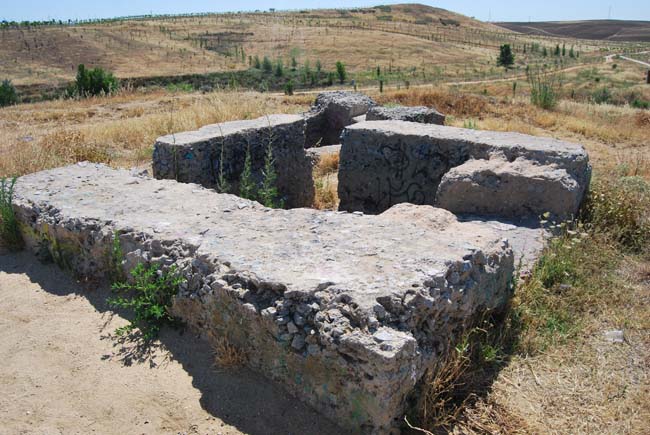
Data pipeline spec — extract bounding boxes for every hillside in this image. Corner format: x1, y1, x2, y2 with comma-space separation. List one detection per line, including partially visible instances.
496, 20, 650, 42
0, 3, 626, 89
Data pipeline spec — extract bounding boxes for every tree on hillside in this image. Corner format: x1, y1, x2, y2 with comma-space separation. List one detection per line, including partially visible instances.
335, 61, 346, 84
497, 44, 515, 69
554, 44, 561, 56
262, 56, 273, 73
0, 79, 18, 107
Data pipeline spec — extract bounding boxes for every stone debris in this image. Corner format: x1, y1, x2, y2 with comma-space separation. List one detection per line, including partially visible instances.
339, 121, 591, 219
366, 105, 446, 125
304, 91, 376, 147
14, 163, 515, 434
437, 157, 583, 220
152, 114, 313, 208
604, 330, 625, 344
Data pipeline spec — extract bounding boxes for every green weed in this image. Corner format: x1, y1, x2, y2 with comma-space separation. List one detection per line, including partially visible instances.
0, 177, 23, 251
108, 263, 185, 340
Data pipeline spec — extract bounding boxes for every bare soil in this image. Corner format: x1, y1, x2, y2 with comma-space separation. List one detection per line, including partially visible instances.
0, 250, 341, 435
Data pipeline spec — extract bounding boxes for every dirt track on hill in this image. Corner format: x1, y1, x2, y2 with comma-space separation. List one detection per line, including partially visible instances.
0, 250, 341, 435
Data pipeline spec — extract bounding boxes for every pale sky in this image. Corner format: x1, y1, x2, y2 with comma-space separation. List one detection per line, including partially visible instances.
1, 0, 648, 23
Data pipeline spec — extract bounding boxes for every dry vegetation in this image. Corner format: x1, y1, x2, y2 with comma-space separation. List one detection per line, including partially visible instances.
0, 3, 634, 90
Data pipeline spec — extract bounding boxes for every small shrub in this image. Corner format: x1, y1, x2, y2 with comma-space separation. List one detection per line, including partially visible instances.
262, 56, 273, 73
527, 67, 560, 110
275, 59, 284, 77
238, 145, 256, 201
0, 177, 23, 250
210, 334, 248, 369
108, 263, 185, 340
336, 61, 346, 84
284, 80, 294, 96
463, 119, 478, 129
0, 79, 18, 107
74, 64, 119, 97
258, 141, 283, 208
592, 87, 612, 105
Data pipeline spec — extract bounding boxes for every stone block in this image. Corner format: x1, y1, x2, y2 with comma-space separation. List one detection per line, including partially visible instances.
152, 114, 313, 208
437, 157, 583, 219
366, 105, 446, 125
304, 91, 376, 147
338, 121, 591, 217
14, 163, 515, 434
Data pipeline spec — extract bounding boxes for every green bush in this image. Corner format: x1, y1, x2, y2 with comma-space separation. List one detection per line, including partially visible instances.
238, 146, 256, 200
0, 79, 18, 107
75, 64, 119, 97
108, 262, 184, 340
592, 87, 612, 104
527, 67, 560, 110
258, 142, 284, 208
336, 61, 346, 84
284, 80, 294, 96
0, 177, 23, 250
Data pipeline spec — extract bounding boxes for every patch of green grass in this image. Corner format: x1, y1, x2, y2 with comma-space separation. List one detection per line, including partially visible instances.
0, 177, 23, 251
108, 262, 185, 340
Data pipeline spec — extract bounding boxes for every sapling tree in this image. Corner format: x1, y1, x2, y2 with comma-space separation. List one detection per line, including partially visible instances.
336, 61, 346, 84
497, 44, 515, 69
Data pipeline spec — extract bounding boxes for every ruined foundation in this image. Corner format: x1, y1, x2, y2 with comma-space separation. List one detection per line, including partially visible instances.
152, 114, 314, 208
14, 163, 516, 434
338, 121, 591, 219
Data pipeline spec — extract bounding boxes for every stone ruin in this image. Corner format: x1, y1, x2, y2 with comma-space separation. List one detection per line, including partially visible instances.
339, 121, 591, 220
12, 91, 591, 434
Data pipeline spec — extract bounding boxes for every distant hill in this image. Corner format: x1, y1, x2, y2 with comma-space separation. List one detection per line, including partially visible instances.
496, 20, 650, 42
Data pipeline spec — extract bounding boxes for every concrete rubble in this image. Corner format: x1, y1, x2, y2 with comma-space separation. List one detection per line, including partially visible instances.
14, 163, 516, 434
338, 121, 591, 219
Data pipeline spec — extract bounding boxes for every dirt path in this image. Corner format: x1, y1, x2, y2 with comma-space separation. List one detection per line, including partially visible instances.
0, 251, 341, 435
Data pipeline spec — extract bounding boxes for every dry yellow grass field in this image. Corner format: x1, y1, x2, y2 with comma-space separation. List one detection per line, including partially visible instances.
0, 4, 634, 88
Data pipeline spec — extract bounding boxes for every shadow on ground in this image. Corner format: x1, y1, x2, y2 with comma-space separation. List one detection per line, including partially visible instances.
0, 251, 343, 435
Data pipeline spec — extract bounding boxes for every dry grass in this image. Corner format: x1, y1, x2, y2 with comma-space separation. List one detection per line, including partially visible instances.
210, 335, 248, 370
0, 90, 308, 177
313, 151, 339, 178
313, 174, 339, 210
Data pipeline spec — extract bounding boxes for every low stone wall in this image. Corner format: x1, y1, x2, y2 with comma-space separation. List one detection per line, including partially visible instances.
152, 114, 314, 208
14, 163, 515, 434
338, 121, 591, 219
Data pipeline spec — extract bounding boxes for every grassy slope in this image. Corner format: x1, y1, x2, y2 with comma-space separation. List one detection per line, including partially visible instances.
0, 3, 632, 88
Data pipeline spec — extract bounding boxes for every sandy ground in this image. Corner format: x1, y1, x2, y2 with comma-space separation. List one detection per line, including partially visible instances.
0, 250, 342, 435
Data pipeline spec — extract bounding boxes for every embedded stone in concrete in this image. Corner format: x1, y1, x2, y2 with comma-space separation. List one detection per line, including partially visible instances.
338, 121, 591, 216
304, 91, 376, 147
366, 105, 446, 125
14, 163, 514, 434
437, 157, 583, 220
152, 114, 313, 208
